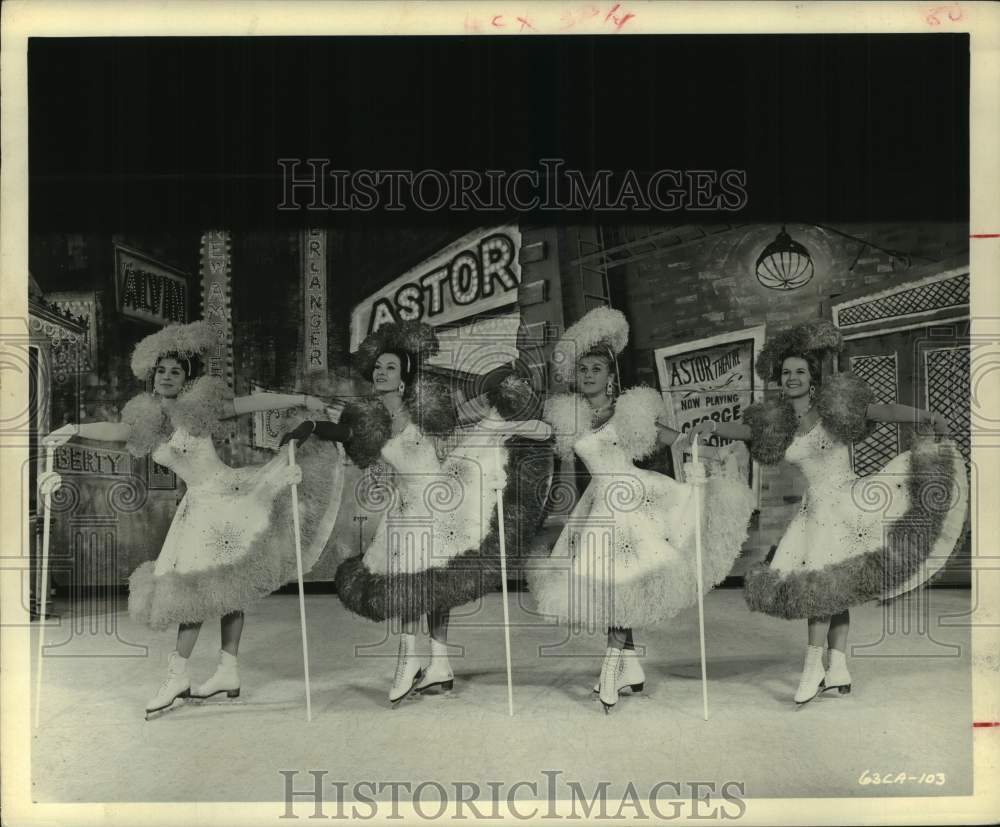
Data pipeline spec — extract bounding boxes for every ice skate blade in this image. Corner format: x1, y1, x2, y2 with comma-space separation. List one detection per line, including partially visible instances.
793, 691, 821, 709
416, 679, 454, 695
190, 688, 241, 700
144, 690, 190, 721
389, 669, 424, 707
821, 683, 852, 696
591, 681, 644, 696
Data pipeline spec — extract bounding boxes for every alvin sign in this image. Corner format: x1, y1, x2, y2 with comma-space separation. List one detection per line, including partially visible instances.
114, 245, 189, 325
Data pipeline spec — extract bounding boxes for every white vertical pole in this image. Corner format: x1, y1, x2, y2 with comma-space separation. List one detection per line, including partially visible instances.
494, 444, 515, 717
691, 434, 709, 721
288, 441, 312, 722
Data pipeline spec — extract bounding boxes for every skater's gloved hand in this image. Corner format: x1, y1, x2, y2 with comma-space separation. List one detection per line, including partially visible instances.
37, 471, 63, 497
43, 424, 78, 447
672, 432, 691, 454
487, 466, 508, 491
275, 464, 303, 487
683, 461, 707, 486
279, 420, 315, 447
303, 395, 327, 413
926, 411, 951, 437
689, 420, 717, 441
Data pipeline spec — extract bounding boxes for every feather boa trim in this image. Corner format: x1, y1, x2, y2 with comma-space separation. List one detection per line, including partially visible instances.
611, 387, 663, 461
815, 372, 877, 443
744, 437, 965, 619
487, 375, 541, 421
335, 383, 456, 468
128, 437, 344, 629
544, 387, 664, 462
406, 375, 457, 437
121, 376, 234, 457
544, 393, 594, 461
742, 399, 797, 466
333, 437, 554, 621
744, 372, 877, 465
339, 397, 392, 468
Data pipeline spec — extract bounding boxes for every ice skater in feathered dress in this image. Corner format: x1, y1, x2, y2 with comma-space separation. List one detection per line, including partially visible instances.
281, 321, 553, 705
526, 307, 756, 713
690, 320, 967, 706
41, 321, 344, 718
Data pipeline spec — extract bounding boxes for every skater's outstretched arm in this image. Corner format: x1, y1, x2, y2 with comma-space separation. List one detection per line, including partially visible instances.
655, 416, 725, 460
43, 422, 130, 445
279, 419, 352, 447
865, 403, 951, 435
688, 419, 753, 443
228, 392, 328, 418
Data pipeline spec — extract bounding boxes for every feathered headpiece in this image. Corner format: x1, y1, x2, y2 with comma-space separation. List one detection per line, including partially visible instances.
551, 307, 629, 384
756, 319, 843, 383
130, 320, 218, 380
353, 321, 440, 378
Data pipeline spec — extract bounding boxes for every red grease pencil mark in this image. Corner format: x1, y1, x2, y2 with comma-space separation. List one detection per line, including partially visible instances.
970, 234, 1000, 239
972, 722, 1000, 728
925, 4, 964, 26
469, 6, 636, 34
605, 3, 636, 30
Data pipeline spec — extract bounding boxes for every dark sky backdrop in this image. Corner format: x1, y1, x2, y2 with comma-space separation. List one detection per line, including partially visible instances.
28, 35, 969, 230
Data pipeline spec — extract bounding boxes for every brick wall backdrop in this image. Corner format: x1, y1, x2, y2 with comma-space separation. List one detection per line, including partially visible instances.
614, 221, 969, 570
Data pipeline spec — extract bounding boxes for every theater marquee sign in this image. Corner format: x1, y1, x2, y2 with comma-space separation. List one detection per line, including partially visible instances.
349, 225, 522, 352
113, 245, 189, 325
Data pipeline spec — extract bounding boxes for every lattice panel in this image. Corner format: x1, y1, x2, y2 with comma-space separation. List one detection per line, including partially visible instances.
926, 347, 971, 465
838, 274, 969, 327
849, 355, 899, 477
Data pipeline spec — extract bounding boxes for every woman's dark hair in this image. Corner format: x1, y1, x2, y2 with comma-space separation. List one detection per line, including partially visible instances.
373, 349, 418, 389
778, 351, 823, 386
155, 352, 202, 382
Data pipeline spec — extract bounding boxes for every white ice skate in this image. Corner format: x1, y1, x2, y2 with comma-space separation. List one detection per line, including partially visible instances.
597, 648, 624, 714
592, 648, 645, 695
821, 648, 852, 696
389, 634, 424, 706
794, 645, 826, 707
190, 650, 241, 701
145, 651, 191, 720
415, 638, 454, 695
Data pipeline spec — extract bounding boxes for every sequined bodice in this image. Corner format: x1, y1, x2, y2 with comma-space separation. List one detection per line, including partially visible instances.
784, 423, 857, 492
150, 428, 227, 486
380, 423, 443, 497
574, 423, 640, 475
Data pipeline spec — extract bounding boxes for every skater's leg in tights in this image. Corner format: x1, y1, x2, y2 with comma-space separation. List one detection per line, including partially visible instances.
807, 617, 831, 646
429, 608, 450, 644
402, 619, 418, 636
221, 611, 244, 656
607, 627, 628, 649
827, 610, 849, 651
175, 622, 202, 658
